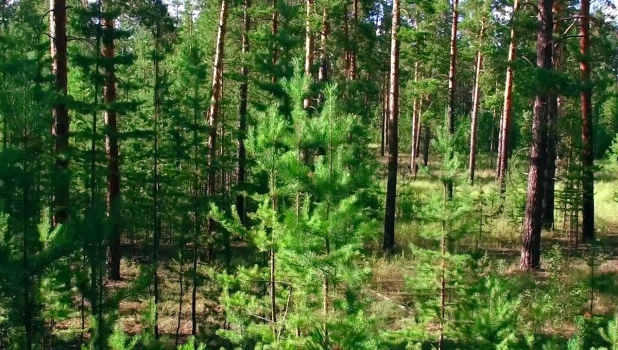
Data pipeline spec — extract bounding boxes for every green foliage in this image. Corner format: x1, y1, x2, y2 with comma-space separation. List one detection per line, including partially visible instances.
599, 314, 618, 350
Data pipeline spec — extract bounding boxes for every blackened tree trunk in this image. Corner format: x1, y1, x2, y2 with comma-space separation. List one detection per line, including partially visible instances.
50, 0, 69, 226
446, 0, 458, 198
468, 23, 484, 184
103, 8, 122, 281
543, 0, 564, 230
383, 0, 400, 253
152, 23, 162, 339
207, 0, 229, 245
521, 0, 553, 271
237, 0, 250, 225
497, 0, 519, 194
580, 0, 594, 241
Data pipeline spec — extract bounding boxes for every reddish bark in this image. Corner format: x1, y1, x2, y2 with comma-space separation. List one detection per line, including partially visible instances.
103, 10, 121, 280
51, 0, 69, 226
521, 0, 553, 271
383, 0, 400, 253
580, 0, 594, 241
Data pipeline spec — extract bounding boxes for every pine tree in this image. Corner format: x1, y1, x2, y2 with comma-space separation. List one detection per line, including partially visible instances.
520, 0, 553, 271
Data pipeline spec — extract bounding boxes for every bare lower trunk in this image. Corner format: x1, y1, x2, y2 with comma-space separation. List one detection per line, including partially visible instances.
580, 0, 594, 241
383, 0, 400, 253
237, 0, 250, 225
410, 62, 420, 174
207, 0, 229, 247
446, 0, 458, 198
50, 0, 69, 226
468, 26, 484, 184
303, 0, 313, 109
498, 0, 519, 194
103, 9, 121, 281
521, 0, 553, 271
543, 0, 564, 230
318, 10, 329, 84
271, 0, 278, 83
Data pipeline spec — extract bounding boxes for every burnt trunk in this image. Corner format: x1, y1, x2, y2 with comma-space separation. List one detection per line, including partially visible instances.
237, 0, 250, 225
383, 0, 400, 253
103, 8, 121, 281
580, 0, 594, 241
498, 0, 519, 194
50, 0, 69, 226
543, 0, 564, 230
521, 0, 553, 271
446, 0, 459, 198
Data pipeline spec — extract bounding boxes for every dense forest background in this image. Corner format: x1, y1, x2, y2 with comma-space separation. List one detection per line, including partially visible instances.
2, 0, 618, 348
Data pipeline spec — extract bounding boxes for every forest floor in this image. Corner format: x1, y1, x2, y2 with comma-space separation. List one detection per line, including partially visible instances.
54, 157, 618, 348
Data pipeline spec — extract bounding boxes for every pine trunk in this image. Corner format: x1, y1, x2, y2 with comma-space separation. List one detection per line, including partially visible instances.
318, 10, 329, 83
207, 0, 229, 245
446, 0, 458, 198
271, 0, 278, 83
521, 0, 553, 271
580, 0, 594, 241
383, 0, 399, 253
103, 8, 121, 281
237, 0, 250, 225
50, 0, 69, 226
410, 62, 420, 174
498, 0, 519, 193
468, 24, 484, 184
543, 1, 564, 230
152, 26, 161, 338
303, 0, 314, 109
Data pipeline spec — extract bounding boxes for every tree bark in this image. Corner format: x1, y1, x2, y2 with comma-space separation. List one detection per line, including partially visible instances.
521, 0, 553, 271
468, 23, 484, 184
303, 0, 314, 109
498, 0, 519, 194
543, 0, 564, 230
348, 0, 358, 80
237, 0, 250, 225
318, 9, 329, 83
446, 0, 458, 198
410, 62, 420, 174
580, 0, 594, 241
152, 23, 162, 339
271, 0, 278, 83
103, 7, 121, 281
50, 0, 69, 226
207, 0, 229, 246
383, 0, 399, 253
